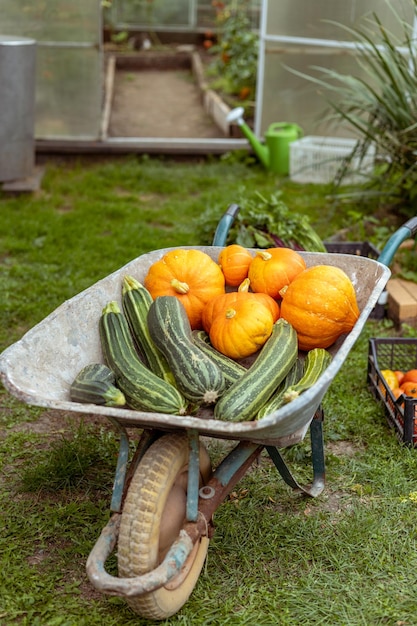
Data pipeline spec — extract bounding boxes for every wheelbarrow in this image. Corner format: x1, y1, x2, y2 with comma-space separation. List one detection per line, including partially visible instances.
0, 215, 416, 620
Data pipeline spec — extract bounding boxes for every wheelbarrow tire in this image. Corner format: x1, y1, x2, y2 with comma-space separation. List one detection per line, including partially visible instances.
118, 432, 212, 620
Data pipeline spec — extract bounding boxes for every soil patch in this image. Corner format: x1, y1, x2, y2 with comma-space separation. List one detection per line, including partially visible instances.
109, 68, 223, 138
107, 49, 227, 139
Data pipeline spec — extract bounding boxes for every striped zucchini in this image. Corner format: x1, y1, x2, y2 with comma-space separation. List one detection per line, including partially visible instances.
255, 358, 303, 420
99, 301, 188, 415
192, 329, 246, 386
283, 348, 332, 404
214, 318, 298, 422
122, 275, 176, 386
70, 363, 126, 407
147, 296, 226, 404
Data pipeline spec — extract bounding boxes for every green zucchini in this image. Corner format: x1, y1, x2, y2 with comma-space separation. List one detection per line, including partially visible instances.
70, 363, 126, 407
283, 348, 332, 404
122, 275, 176, 386
255, 358, 304, 420
192, 329, 246, 386
147, 296, 226, 404
214, 318, 298, 422
99, 301, 188, 415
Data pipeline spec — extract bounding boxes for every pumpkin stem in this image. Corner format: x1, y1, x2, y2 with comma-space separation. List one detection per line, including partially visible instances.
256, 250, 272, 261
225, 308, 237, 319
279, 285, 289, 298
238, 278, 251, 293
171, 278, 190, 294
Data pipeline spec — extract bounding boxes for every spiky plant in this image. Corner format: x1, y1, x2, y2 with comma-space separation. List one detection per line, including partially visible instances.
292, 2, 417, 216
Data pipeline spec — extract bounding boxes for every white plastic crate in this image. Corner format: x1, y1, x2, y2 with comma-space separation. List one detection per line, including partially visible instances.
289, 136, 375, 184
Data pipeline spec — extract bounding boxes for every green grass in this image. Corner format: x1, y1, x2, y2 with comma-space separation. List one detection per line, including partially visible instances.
1, 154, 417, 625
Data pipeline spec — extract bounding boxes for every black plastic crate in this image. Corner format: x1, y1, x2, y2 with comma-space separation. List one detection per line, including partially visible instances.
367, 337, 417, 445
324, 240, 380, 259
324, 241, 384, 320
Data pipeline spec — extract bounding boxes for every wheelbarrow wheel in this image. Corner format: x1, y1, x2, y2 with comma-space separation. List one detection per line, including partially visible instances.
117, 432, 212, 620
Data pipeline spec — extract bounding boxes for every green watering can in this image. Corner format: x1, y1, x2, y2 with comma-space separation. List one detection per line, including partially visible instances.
227, 107, 303, 175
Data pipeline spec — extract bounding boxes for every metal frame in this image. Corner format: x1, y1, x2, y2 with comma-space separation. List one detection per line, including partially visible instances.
35, 137, 250, 155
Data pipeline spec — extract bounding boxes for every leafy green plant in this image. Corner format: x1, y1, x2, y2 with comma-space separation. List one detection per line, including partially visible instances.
207, 1, 259, 105
198, 190, 326, 251
291, 1, 417, 216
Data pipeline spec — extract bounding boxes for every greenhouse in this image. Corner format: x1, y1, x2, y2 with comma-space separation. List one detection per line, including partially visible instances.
0, 0, 415, 154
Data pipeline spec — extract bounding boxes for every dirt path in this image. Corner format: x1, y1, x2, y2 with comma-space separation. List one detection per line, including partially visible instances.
108, 68, 224, 139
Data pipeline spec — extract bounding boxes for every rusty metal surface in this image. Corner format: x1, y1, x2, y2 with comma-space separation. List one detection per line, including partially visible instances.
0, 247, 390, 445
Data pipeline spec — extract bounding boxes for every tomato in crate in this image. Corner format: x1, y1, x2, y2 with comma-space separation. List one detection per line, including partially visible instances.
368, 338, 417, 445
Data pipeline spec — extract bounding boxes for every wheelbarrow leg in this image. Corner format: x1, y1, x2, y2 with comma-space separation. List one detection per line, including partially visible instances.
106, 418, 130, 514
266, 407, 325, 498
106, 421, 163, 514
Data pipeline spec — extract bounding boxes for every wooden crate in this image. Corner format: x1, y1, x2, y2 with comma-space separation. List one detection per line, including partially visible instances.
387, 278, 417, 327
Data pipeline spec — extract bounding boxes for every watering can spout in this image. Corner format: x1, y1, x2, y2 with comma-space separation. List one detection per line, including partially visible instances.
226, 107, 270, 169
226, 107, 303, 175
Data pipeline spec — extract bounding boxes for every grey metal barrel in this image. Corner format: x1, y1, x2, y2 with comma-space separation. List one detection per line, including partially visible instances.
0, 35, 36, 182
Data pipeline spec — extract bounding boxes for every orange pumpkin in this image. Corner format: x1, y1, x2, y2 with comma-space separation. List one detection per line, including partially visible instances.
202, 291, 244, 334
238, 278, 280, 322
144, 249, 225, 329
218, 244, 253, 287
280, 265, 360, 351
209, 298, 274, 359
248, 247, 306, 299
202, 279, 280, 333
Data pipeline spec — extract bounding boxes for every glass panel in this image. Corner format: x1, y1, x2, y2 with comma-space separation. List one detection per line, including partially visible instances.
196, 0, 220, 30
35, 47, 102, 139
196, 0, 261, 30
259, 42, 400, 137
266, 0, 415, 41
113, 0, 192, 28
258, 0, 416, 138
0, 0, 99, 43
106, 0, 261, 30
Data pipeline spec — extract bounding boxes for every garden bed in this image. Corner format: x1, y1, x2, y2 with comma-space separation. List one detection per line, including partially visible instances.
103, 47, 242, 140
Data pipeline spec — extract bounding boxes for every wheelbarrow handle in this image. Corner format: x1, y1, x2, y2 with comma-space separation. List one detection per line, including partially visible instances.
377, 216, 417, 267
212, 203, 240, 246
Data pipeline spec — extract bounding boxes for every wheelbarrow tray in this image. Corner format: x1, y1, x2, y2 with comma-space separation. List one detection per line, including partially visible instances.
0, 246, 390, 447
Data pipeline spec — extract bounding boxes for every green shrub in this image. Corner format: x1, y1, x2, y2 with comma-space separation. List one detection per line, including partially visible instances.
293, 1, 417, 217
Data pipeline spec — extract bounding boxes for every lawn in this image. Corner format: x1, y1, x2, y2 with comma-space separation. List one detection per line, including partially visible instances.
1, 154, 417, 625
